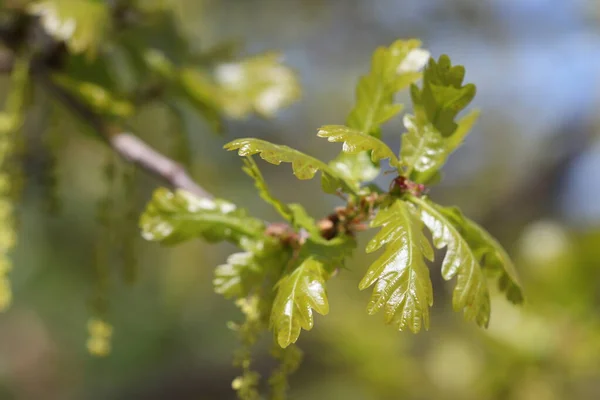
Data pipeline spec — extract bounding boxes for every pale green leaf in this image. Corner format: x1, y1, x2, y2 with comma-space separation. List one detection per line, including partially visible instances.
347, 39, 427, 137
270, 257, 330, 348
214, 252, 263, 299
214, 239, 288, 299
29, 0, 111, 60
328, 152, 379, 190
214, 52, 301, 118
224, 138, 356, 194
409, 196, 491, 327
434, 207, 523, 304
400, 114, 447, 179
332, 39, 428, 184
317, 125, 399, 167
359, 200, 434, 333
140, 188, 265, 246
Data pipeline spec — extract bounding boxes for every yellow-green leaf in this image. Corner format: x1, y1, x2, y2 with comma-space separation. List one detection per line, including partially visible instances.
270, 257, 330, 348
359, 200, 434, 333
332, 39, 429, 184
224, 138, 356, 194
317, 125, 399, 167
140, 188, 265, 246
409, 196, 491, 327
435, 206, 523, 304
400, 114, 447, 180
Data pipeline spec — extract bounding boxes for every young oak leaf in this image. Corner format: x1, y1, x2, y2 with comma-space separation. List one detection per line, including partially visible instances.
435, 206, 524, 304
140, 188, 265, 246
347, 39, 428, 137
317, 125, 400, 167
409, 196, 491, 327
331, 39, 429, 185
410, 55, 476, 138
400, 114, 447, 179
214, 252, 263, 299
224, 138, 356, 194
359, 200, 434, 333
270, 257, 330, 348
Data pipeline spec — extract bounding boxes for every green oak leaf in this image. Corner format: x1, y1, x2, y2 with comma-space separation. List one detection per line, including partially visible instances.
270, 257, 330, 348
140, 188, 265, 246
224, 138, 356, 194
410, 55, 476, 138
347, 39, 427, 137
214, 239, 288, 299
332, 39, 429, 184
359, 200, 434, 333
409, 196, 491, 327
435, 206, 524, 304
400, 114, 447, 180
317, 125, 399, 167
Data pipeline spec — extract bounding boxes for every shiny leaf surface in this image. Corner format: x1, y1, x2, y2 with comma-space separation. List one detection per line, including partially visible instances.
224, 138, 355, 194
270, 257, 330, 348
140, 188, 265, 246
436, 206, 524, 304
317, 125, 399, 167
359, 200, 434, 333
409, 196, 491, 327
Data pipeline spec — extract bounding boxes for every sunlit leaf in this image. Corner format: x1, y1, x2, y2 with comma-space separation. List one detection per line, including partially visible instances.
409, 196, 491, 327
28, 0, 111, 60
410, 55, 476, 138
214, 52, 301, 118
399, 114, 447, 180
347, 39, 427, 137
332, 39, 429, 184
317, 125, 399, 167
435, 206, 524, 304
224, 138, 356, 194
359, 200, 434, 333
214, 239, 287, 300
140, 188, 265, 246
270, 257, 330, 348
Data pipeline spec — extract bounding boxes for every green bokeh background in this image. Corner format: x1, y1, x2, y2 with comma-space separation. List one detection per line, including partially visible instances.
2, 0, 600, 399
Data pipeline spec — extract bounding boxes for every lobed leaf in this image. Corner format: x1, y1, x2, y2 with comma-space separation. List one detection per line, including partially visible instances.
434, 207, 524, 304
317, 125, 399, 167
224, 138, 356, 194
347, 39, 427, 137
409, 196, 491, 327
140, 188, 265, 246
410, 55, 476, 138
270, 257, 330, 348
214, 239, 288, 300
400, 114, 447, 179
359, 200, 434, 333
331, 39, 429, 185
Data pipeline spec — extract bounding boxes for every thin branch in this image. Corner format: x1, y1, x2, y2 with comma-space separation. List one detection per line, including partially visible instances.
34, 68, 214, 199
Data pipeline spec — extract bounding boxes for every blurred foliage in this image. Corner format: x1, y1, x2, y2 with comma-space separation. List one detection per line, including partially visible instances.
1, 1, 600, 400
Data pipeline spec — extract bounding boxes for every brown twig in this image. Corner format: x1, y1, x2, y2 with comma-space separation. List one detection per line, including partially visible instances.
34, 67, 213, 199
